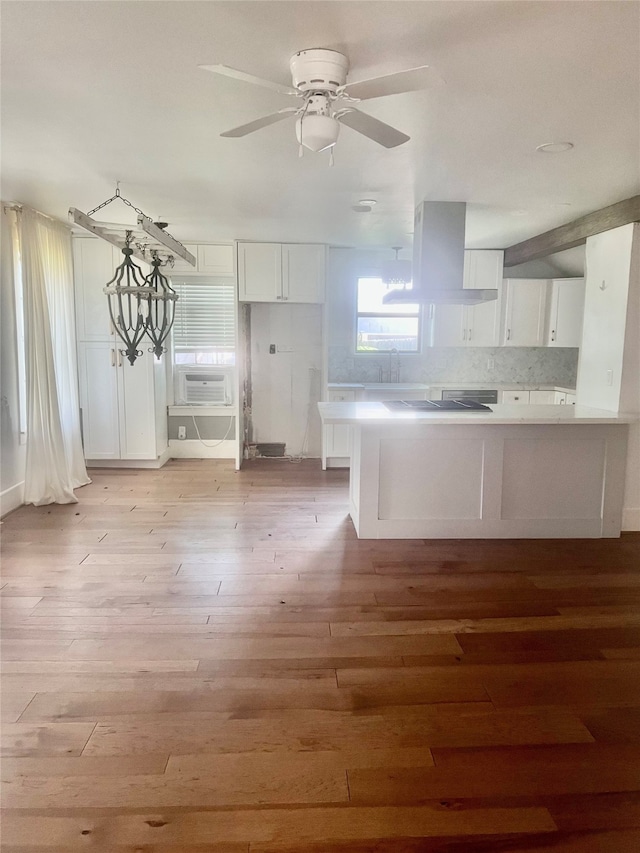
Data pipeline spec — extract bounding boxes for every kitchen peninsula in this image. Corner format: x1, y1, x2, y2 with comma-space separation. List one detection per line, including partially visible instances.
318, 401, 633, 539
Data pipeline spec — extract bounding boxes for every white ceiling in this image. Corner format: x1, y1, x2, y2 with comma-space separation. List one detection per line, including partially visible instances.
2, 1, 639, 251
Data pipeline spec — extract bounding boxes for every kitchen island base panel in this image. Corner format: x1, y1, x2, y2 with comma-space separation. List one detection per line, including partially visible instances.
348, 423, 628, 539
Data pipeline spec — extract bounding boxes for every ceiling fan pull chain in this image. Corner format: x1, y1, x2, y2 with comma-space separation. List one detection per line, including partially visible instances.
329, 149, 334, 167
298, 144, 304, 158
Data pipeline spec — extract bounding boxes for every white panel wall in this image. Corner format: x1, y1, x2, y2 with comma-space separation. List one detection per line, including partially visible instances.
576, 224, 635, 410
576, 223, 640, 530
250, 303, 323, 457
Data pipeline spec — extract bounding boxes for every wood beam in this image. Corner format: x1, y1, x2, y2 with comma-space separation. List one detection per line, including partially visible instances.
503, 195, 640, 267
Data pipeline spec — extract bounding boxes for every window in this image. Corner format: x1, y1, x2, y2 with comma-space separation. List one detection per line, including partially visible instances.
356, 277, 421, 352
171, 278, 236, 365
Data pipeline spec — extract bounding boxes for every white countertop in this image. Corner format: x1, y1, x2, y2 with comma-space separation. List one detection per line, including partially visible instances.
328, 382, 576, 393
327, 382, 431, 390
318, 401, 634, 426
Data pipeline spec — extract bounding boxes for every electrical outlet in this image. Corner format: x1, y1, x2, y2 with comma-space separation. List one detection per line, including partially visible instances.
178, 425, 187, 440
487, 357, 495, 371
606, 369, 614, 386
277, 344, 294, 352
269, 344, 276, 354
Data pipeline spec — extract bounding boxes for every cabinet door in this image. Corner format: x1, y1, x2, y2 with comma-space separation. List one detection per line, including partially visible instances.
73, 239, 118, 342
464, 250, 504, 290
198, 244, 234, 276
168, 244, 199, 274
529, 390, 557, 404
547, 279, 585, 347
117, 351, 158, 460
502, 279, 548, 346
467, 301, 500, 346
431, 304, 466, 346
237, 243, 282, 302
282, 244, 325, 303
325, 424, 351, 457
77, 342, 120, 458
462, 251, 502, 346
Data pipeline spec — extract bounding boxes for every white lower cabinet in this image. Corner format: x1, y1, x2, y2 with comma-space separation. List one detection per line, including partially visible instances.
322, 389, 355, 468
529, 390, 569, 405
504, 389, 572, 405
77, 343, 167, 460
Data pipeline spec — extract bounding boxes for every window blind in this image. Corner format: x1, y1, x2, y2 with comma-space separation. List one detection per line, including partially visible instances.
171, 279, 235, 351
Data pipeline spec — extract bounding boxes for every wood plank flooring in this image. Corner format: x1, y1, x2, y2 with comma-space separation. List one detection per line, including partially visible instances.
1, 458, 640, 852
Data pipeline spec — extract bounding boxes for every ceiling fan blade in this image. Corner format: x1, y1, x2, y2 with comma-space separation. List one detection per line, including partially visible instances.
199, 64, 299, 97
337, 109, 410, 148
220, 110, 297, 138
341, 65, 438, 101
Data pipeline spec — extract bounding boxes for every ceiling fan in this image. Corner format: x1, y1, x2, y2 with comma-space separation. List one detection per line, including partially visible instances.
200, 48, 437, 154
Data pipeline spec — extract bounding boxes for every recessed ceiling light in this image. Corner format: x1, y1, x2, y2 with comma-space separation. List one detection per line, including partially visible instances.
358, 198, 377, 206
536, 142, 574, 154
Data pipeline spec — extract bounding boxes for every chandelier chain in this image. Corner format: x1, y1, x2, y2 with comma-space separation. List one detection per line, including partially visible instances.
87, 188, 182, 246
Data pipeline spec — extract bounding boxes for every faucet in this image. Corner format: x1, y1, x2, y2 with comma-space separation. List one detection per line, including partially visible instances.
378, 349, 401, 383
390, 348, 400, 383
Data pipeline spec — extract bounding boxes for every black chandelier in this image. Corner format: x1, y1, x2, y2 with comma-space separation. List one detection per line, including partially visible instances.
104, 232, 178, 365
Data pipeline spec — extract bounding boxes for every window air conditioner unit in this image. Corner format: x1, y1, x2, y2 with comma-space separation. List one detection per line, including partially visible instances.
175, 366, 233, 406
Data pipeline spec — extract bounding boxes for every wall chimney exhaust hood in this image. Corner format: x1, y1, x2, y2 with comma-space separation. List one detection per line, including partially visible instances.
383, 201, 498, 305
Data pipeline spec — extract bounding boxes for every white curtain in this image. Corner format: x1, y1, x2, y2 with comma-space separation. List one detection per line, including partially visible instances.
15, 206, 90, 505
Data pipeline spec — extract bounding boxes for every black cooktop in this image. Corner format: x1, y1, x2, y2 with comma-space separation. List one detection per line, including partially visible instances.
383, 399, 493, 412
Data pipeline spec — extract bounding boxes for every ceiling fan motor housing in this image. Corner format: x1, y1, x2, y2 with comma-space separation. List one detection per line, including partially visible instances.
290, 49, 349, 93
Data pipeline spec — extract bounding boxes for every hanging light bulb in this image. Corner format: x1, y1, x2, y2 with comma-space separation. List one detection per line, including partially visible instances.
381, 247, 412, 290
143, 254, 178, 359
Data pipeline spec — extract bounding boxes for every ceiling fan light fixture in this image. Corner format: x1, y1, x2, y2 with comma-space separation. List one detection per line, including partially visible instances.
536, 141, 574, 153
295, 113, 340, 152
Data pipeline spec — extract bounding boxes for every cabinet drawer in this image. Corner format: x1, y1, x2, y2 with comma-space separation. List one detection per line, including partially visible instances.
328, 390, 357, 402
502, 390, 530, 404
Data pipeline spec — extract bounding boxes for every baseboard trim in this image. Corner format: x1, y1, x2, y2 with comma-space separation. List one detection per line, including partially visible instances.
168, 439, 236, 459
86, 450, 171, 470
623, 507, 640, 531
1, 480, 25, 517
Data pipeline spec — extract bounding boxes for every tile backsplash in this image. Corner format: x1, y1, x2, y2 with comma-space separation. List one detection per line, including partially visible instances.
328, 346, 579, 387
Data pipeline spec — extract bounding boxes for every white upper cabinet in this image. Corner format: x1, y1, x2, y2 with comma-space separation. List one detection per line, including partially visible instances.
237, 242, 282, 301
501, 279, 548, 346
197, 244, 235, 276
546, 278, 585, 347
237, 242, 325, 303
282, 244, 326, 303
430, 303, 465, 346
430, 250, 502, 346
167, 244, 234, 276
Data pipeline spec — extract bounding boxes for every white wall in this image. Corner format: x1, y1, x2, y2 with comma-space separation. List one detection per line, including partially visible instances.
0, 206, 26, 515
576, 223, 640, 530
249, 303, 323, 457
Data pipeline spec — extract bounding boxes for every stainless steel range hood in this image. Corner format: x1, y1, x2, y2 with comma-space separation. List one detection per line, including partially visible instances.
383, 201, 498, 305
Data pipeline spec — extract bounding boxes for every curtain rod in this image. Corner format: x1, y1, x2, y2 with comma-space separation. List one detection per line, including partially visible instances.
3, 202, 70, 228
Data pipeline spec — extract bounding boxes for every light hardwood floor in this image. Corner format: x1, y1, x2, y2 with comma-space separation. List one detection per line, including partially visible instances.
1, 458, 640, 852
